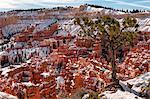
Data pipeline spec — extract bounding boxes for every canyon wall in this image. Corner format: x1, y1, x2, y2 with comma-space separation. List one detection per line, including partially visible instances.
0, 16, 20, 28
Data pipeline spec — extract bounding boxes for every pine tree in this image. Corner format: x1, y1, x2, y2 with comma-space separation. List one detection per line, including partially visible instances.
74, 16, 139, 84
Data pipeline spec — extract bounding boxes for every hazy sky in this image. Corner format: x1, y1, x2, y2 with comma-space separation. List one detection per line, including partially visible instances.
0, 0, 150, 11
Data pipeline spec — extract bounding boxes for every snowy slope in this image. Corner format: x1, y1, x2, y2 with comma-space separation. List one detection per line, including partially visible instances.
101, 72, 150, 99
86, 6, 125, 15
2, 24, 28, 37
121, 72, 150, 94
138, 18, 150, 32
1, 19, 57, 38
102, 90, 143, 99
0, 92, 18, 99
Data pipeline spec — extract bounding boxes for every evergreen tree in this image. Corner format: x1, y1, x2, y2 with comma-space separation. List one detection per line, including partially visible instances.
74, 16, 139, 84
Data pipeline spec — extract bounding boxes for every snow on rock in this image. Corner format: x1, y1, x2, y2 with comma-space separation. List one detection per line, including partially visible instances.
56, 76, 65, 89
21, 82, 35, 87
137, 18, 150, 32
41, 72, 50, 78
35, 19, 57, 32
86, 6, 125, 15
56, 30, 69, 36
13, 42, 25, 48
1, 65, 21, 77
58, 19, 82, 36
139, 26, 150, 32
1, 67, 12, 77
0, 92, 18, 99
120, 72, 150, 93
2, 24, 29, 38
102, 90, 143, 99
82, 94, 90, 99
101, 72, 150, 99
16, 11, 38, 17
86, 6, 104, 12
0, 51, 8, 56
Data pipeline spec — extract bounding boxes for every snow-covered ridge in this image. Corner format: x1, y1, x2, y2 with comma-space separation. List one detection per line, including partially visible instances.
86, 6, 125, 15
1, 19, 57, 38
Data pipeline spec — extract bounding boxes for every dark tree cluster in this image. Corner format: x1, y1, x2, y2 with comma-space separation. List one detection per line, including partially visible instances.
130, 9, 146, 13
10, 8, 46, 12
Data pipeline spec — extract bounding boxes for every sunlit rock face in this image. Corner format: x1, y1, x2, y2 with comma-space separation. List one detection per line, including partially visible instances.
0, 16, 19, 28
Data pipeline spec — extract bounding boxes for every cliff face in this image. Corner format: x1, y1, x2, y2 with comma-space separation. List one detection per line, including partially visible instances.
0, 16, 20, 28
